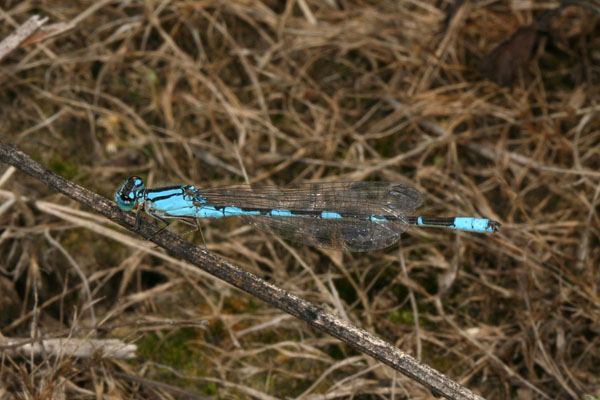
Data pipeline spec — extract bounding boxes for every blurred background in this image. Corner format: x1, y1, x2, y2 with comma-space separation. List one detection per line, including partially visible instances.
0, 1, 599, 398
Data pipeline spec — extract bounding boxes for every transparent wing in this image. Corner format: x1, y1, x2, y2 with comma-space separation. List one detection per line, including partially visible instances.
198, 182, 423, 216
240, 215, 408, 251
198, 182, 423, 251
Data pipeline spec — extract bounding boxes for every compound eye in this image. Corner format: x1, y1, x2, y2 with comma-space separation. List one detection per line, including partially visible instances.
131, 176, 144, 191
115, 176, 145, 211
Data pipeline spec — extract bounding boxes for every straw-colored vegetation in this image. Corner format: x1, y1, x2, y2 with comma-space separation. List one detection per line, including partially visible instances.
1, 1, 599, 399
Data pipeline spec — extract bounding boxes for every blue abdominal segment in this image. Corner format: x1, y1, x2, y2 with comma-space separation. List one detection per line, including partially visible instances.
266, 209, 294, 217
320, 211, 342, 219
451, 217, 496, 233
410, 216, 498, 234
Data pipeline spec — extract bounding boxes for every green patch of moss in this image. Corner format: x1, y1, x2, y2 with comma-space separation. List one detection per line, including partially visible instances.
135, 327, 217, 393
388, 308, 415, 325
136, 327, 200, 368
49, 157, 79, 181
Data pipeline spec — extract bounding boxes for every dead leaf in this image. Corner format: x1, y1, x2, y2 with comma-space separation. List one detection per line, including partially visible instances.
480, 24, 539, 86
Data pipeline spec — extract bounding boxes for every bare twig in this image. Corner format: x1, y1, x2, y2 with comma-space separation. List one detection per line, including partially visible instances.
0, 337, 136, 359
0, 15, 48, 62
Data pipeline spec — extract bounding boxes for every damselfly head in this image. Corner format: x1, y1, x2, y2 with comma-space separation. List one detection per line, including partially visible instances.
115, 176, 145, 211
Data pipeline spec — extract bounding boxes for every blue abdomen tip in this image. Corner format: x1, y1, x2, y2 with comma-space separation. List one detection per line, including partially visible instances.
453, 218, 495, 233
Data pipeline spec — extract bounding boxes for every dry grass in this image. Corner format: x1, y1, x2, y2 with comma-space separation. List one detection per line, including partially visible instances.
1, 1, 599, 399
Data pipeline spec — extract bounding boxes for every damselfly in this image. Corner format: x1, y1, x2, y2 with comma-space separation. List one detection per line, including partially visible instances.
115, 176, 500, 251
